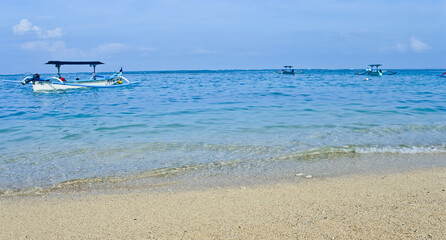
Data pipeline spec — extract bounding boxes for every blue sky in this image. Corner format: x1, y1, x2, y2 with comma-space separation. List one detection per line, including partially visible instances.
1, 0, 445, 74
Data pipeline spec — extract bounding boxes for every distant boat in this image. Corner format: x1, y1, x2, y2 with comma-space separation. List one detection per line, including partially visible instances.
356, 64, 396, 76
21, 61, 130, 91
278, 66, 303, 75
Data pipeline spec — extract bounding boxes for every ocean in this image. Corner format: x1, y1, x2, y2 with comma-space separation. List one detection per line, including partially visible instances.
1, 69, 445, 195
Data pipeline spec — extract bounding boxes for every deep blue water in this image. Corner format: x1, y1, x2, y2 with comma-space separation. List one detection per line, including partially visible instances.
1, 69, 445, 193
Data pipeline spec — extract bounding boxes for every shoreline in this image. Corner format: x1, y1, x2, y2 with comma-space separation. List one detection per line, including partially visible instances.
1, 167, 445, 239
2, 152, 446, 198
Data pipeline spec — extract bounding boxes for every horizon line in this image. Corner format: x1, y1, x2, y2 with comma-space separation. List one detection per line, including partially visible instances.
1, 68, 445, 76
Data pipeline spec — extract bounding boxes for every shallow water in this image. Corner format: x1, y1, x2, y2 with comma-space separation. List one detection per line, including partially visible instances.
1, 69, 445, 194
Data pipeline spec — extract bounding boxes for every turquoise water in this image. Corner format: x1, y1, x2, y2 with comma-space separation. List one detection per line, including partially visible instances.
1, 70, 445, 194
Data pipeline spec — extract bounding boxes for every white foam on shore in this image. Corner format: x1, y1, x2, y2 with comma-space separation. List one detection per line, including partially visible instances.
352, 145, 446, 154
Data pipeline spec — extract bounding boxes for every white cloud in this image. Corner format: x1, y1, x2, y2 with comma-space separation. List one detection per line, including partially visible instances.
13, 19, 153, 58
390, 37, 431, 53
190, 48, 220, 54
21, 40, 85, 59
395, 43, 407, 53
13, 18, 63, 39
13, 19, 33, 35
410, 37, 430, 52
92, 43, 156, 56
20, 41, 134, 58
44, 28, 63, 38
93, 43, 128, 54
21, 40, 66, 52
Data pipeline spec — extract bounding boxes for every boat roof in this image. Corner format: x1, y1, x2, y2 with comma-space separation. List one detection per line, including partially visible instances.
369, 64, 382, 67
283, 66, 293, 68
46, 61, 104, 66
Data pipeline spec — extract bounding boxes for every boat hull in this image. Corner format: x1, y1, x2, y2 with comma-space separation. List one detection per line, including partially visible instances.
32, 78, 123, 91
367, 71, 383, 76
357, 71, 383, 76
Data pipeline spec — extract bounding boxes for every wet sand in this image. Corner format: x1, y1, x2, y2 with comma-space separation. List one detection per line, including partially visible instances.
1, 167, 445, 239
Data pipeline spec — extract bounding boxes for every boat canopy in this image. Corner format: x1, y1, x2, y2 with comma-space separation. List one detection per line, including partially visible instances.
46, 61, 104, 77
369, 64, 382, 68
283, 66, 293, 68
46, 61, 104, 66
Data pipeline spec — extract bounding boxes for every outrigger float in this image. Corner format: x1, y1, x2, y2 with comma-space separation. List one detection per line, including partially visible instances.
356, 64, 396, 76
21, 61, 130, 91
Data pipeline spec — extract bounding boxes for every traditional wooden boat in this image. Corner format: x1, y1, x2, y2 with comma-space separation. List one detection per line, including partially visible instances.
279, 66, 303, 75
356, 64, 396, 76
21, 61, 130, 91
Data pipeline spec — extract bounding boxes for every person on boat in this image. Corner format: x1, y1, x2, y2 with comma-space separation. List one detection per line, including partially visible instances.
21, 73, 40, 85
59, 76, 66, 81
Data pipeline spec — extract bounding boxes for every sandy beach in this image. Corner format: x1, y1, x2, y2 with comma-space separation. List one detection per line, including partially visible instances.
1, 167, 445, 239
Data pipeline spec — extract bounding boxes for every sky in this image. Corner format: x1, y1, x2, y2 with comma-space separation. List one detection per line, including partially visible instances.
0, 0, 445, 74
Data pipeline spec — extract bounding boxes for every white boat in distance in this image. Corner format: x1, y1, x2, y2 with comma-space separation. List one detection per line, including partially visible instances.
21, 61, 130, 91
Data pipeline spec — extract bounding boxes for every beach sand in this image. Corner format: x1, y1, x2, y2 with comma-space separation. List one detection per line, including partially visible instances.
1, 168, 445, 239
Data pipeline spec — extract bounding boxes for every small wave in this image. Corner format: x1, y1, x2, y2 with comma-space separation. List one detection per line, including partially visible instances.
0, 127, 21, 134
95, 124, 148, 131
352, 145, 446, 154
277, 146, 357, 161
61, 133, 83, 140
277, 144, 446, 161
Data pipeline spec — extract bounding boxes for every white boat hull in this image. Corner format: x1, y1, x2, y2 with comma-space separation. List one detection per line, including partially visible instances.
32, 78, 124, 91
